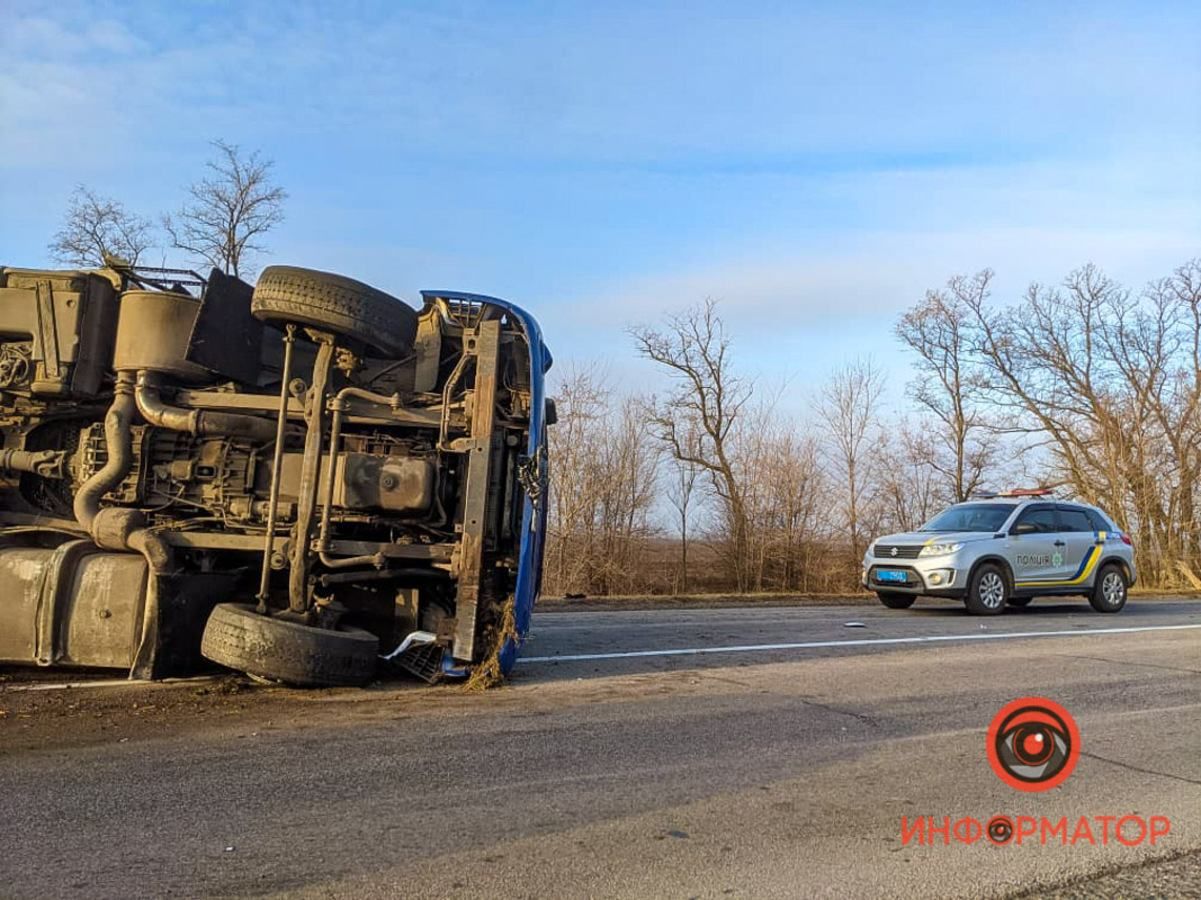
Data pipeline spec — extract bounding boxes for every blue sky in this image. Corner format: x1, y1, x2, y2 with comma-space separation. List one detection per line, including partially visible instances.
3, 1, 1199, 410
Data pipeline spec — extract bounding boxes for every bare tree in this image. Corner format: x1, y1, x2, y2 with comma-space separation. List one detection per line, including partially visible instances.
954, 261, 1201, 586
874, 426, 950, 533
820, 358, 885, 568
49, 185, 154, 267
164, 140, 286, 278
593, 395, 662, 593
544, 365, 661, 596
545, 365, 609, 594
896, 273, 996, 501
736, 404, 828, 591
663, 419, 703, 593
630, 299, 755, 591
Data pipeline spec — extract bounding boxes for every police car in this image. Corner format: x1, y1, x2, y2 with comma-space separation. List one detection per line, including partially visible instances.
862, 490, 1136, 615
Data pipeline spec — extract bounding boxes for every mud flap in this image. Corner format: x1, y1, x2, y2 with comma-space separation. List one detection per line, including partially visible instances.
131, 570, 236, 679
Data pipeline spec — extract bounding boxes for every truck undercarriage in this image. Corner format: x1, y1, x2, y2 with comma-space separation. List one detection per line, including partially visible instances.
0, 263, 550, 686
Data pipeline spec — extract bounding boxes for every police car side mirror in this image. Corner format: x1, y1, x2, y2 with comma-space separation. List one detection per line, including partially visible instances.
1011, 522, 1037, 536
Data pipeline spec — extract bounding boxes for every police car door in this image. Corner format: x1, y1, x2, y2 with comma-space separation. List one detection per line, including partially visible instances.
1008, 504, 1061, 585
1056, 505, 1102, 586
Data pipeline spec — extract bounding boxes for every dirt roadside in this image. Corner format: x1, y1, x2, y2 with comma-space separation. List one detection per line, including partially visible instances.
0, 662, 750, 756
0, 673, 304, 752
0, 670, 538, 754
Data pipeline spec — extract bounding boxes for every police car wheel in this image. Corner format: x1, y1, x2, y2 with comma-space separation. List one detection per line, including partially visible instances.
965, 563, 1008, 615
1089, 564, 1128, 613
877, 591, 916, 609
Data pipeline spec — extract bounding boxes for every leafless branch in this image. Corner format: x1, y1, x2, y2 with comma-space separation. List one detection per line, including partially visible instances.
163, 140, 286, 279
49, 185, 155, 267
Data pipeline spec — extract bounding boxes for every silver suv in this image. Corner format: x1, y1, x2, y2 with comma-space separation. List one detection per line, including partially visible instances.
862, 492, 1136, 615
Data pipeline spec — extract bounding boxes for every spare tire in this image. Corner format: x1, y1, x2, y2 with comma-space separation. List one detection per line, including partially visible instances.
200, 602, 379, 687
251, 265, 418, 357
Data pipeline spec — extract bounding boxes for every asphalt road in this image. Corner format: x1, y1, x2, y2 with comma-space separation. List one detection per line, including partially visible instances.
3, 597, 1201, 899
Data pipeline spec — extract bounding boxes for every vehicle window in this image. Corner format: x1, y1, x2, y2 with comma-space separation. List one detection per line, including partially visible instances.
1058, 508, 1095, 533
919, 503, 1013, 533
1086, 509, 1113, 532
1013, 506, 1058, 534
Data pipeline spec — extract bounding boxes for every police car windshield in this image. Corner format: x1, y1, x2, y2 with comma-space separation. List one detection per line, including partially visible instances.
919, 503, 1013, 533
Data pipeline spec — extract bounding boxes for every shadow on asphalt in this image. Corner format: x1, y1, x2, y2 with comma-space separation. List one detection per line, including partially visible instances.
904, 600, 1185, 617
905, 602, 1093, 616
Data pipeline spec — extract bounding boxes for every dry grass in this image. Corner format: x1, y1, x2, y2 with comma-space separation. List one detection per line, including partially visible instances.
463, 596, 520, 691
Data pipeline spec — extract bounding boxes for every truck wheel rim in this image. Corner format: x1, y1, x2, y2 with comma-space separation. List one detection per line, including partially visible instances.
1103, 572, 1124, 606
980, 572, 1004, 608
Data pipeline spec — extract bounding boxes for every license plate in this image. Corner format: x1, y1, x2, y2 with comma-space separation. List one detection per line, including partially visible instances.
876, 569, 908, 583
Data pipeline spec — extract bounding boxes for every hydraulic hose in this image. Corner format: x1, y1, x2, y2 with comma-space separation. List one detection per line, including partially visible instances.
134, 371, 277, 443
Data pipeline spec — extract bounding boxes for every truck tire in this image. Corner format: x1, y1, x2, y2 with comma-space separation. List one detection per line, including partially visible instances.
1089, 564, 1128, 613
251, 266, 418, 357
200, 602, 379, 687
965, 562, 1008, 615
877, 591, 916, 609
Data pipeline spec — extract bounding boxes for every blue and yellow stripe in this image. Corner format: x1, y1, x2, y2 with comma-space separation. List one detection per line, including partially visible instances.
1015, 534, 1105, 588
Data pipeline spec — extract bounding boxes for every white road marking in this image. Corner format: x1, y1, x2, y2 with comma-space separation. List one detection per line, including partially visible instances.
517, 623, 1201, 664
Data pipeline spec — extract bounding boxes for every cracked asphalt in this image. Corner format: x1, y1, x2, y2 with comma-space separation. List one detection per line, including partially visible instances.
2, 597, 1200, 898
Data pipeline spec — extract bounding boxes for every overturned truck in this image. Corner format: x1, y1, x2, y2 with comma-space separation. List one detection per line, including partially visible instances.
0, 263, 551, 685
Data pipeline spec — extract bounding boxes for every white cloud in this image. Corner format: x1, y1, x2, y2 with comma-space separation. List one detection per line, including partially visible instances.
588, 226, 1197, 326
567, 145, 1201, 337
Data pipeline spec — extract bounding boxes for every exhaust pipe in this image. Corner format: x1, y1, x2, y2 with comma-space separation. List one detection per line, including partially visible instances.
134, 371, 276, 443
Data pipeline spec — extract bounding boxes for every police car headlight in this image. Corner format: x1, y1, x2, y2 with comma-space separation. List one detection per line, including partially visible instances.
919, 542, 962, 557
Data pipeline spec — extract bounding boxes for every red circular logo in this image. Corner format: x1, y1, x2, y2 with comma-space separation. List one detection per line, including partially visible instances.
987, 697, 1081, 792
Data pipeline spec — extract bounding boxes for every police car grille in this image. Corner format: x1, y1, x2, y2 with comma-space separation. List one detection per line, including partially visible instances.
874, 545, 922, 559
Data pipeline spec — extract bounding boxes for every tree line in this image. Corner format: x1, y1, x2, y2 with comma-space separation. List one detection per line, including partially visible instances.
545, 259, 1201, 597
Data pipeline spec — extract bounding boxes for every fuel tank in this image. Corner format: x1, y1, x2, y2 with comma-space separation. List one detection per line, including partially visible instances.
0, 536, 236, 677
0, 540, 148, 668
